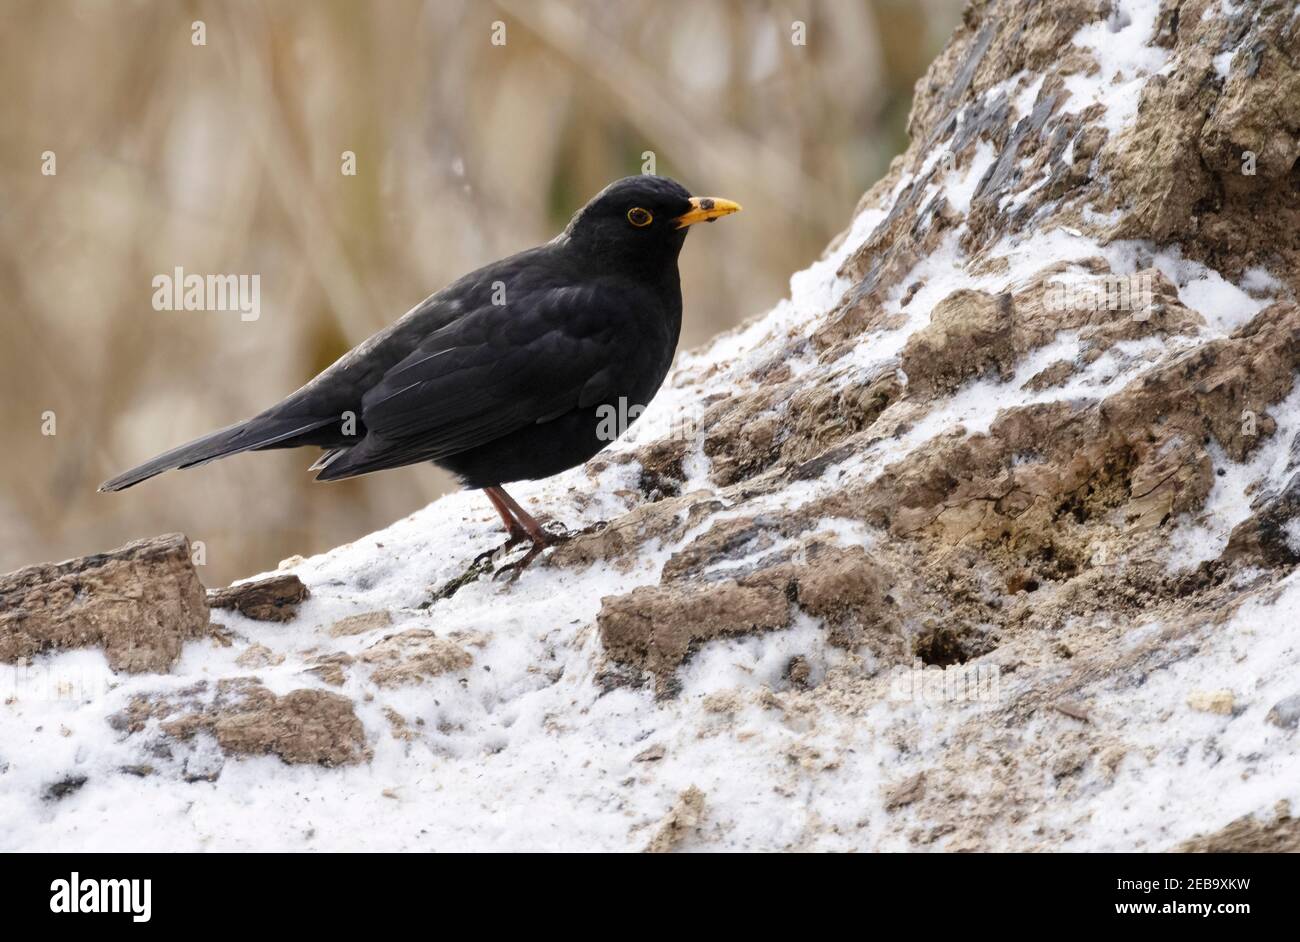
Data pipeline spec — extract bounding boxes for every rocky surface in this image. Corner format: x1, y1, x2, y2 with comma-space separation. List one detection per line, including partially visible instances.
111, 679, 368, 768
0, 533, 208, 673
3, 0, 1298, 850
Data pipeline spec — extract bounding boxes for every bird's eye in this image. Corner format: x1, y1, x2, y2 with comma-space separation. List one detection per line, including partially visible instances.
627, 207, 653, 228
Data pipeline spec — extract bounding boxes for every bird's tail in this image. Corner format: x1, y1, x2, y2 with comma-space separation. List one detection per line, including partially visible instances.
98, 414, 333, 492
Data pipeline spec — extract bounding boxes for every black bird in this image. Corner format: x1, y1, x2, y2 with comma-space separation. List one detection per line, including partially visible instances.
100, 176, 740, 572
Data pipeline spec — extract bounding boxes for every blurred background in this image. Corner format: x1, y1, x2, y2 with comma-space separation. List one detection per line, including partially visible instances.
1, 0, 962, 586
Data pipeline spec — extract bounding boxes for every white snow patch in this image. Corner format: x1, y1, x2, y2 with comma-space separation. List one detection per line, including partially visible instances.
1166, 385, 1300, 570
1213, 49, 1234, 79
1066, 568, 1300, 850
945, 141, 997, 215
1062, 0, 1170, 136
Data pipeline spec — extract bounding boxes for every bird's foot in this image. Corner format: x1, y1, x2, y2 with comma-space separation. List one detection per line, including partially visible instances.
492, 541, 547, 583
492, 522, 574, 584
472, 532, 527, 567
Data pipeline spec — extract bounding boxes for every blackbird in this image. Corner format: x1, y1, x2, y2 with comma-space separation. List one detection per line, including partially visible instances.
100, 175, 740, 572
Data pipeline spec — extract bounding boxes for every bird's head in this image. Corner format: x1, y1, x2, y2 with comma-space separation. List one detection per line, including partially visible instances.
560, 175, 741, 275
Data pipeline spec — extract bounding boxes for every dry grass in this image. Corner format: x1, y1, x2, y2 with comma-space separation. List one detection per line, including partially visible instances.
1, 0, 961, 585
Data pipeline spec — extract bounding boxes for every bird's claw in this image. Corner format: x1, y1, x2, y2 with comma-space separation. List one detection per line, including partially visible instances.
490, 521, 574, 584
492, 542, 546, 583
472, 533, 527, 567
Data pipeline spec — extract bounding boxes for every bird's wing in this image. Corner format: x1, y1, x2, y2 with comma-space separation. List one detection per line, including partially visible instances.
315, 281, 645, 478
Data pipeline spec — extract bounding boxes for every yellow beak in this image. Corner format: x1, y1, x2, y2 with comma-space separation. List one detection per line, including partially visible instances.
673, 196, 742, 229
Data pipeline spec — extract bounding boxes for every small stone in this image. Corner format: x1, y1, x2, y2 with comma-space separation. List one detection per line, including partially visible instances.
42, 775, 88, 801
304, 653, 353, 687
235, 643, 285, 668
328, 610, 393, 637
1265, 694, 1300, 729
1052, 701, 1091, 723
784, 655, 812, 689
1187, 690, 1235, 715
885, 773, 926, 810
645, 786, 706, 853
209, 574, 309, 623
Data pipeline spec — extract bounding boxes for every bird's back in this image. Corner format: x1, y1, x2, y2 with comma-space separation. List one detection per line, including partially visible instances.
301, 239, 683, 485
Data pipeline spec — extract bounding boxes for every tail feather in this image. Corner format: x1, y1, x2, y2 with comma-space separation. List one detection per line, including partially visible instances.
98, 415, 332, 492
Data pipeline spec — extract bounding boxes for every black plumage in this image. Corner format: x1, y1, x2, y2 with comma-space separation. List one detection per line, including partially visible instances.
100, 176, 740, 566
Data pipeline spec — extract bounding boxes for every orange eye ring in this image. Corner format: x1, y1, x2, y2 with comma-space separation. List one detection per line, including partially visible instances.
627, 207, 653, 228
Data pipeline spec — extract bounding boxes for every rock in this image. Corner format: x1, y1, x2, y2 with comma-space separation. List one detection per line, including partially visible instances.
645, 785, 706, 853
0, 533, 209, 673
209, 688, 364, 766
208, 574, 309, 622
1052, 701, 1091, 723
235, 643, 284, 668
901, 290, 1015, 396
328, 610, 393, 637
42, 775, 88, 802
1023, 359, 1077, 392
791, 543, 897, 648
545, 490, 725, 570
1187, 690, 1235, 716
1265, 694, 1300, 730
598, 580, 791, 684
304, 652, 353, 687
1223, 470, 1300, 568
117, 679, 367, 767
1179, 802, 1300, 853
784, 655, 812, 689
359, 630, 473, 687
660, 515, 790, 582
631, 437, 689, 499
383, 708, 419, 741
598, 537, 900, 684
701, 690, 745, 716
885, 773, 926, 811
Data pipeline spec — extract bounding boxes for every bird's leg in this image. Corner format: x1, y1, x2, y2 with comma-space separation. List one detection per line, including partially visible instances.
485, 487, 530, 542
472, 487, 530, 566
489, 485, 569, 581
491, 486, 559, 545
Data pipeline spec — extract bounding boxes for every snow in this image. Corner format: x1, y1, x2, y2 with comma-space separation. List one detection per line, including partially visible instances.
1012, 74, 1046, 121
1074, 567, 1300, 850
946, 141, 997, 215
1214, 50, 1234, 80
1062, 0, 1170, 137
1166, 385, 1300, 571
